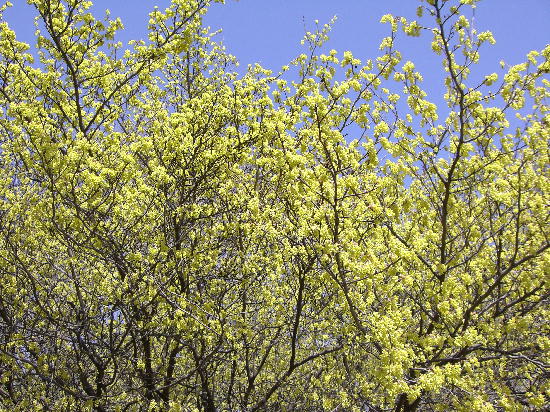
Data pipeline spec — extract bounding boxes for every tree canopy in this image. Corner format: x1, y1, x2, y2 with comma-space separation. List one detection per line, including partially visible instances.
0, 0, 548, 411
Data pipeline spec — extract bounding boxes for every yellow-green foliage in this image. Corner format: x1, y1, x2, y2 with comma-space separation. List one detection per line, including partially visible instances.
0, 0, 548, 411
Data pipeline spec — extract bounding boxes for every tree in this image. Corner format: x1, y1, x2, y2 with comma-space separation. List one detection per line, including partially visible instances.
0, 0, 548, 410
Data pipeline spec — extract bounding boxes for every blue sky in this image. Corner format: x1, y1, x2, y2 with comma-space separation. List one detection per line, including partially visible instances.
206, 0, 549, 71
3, 0, 549, 114
5, 0, 549, 71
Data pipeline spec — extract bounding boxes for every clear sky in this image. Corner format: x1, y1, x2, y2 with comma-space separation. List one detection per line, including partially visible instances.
3, 0, 549, 104
5, 0, 549, 67
206, 0, 550, 71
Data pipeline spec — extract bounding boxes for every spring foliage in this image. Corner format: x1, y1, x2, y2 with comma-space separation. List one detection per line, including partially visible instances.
0, 0, 548, 410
